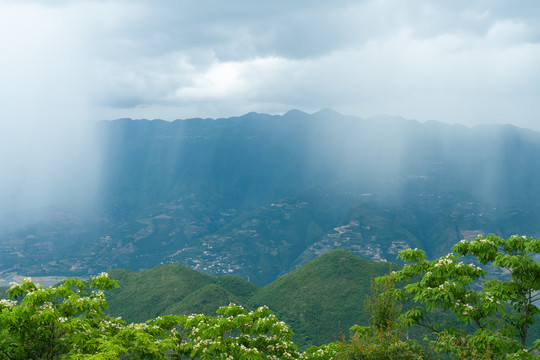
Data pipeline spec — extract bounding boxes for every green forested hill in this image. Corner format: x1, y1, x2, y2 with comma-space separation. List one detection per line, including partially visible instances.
106, 249, 392, 349
105, 264, 256, 322
3, 247, 539, 354
251, 249, 393, 347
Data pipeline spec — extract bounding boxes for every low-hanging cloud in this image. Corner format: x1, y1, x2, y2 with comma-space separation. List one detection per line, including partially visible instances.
0, 2, 102, 213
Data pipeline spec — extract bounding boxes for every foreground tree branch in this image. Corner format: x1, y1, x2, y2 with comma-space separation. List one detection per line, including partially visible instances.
380, 234, 540, 359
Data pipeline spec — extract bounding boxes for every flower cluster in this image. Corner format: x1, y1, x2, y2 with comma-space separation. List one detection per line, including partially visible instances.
0, 298, 17, 308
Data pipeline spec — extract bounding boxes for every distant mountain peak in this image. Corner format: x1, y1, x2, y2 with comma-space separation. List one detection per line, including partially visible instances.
283, 109, 309, 118
313, 108, 342, 117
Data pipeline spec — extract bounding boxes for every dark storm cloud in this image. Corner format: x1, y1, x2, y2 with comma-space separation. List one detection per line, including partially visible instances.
1, 0, 540, 130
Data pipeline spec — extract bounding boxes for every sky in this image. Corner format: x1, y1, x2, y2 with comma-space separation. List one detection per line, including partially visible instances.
0, 0, 539, 211
1, 0, 539, 129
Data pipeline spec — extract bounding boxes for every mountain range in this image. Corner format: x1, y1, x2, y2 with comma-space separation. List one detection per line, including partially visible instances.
1, 109, 540, 286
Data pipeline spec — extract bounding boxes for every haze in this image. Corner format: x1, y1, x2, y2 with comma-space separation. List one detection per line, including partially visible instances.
1, 0, 539, 212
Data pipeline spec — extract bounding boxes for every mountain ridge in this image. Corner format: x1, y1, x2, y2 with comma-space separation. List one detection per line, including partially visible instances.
1, 109, 540, 286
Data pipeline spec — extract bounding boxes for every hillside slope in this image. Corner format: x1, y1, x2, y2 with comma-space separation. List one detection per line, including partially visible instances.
251, 249, 393, 347
106, 249, 393, 349
105, 264, 256, 322
2, 110, 540, 285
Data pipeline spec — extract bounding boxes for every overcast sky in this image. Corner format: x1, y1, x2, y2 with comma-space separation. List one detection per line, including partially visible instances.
1, 0, 539, 130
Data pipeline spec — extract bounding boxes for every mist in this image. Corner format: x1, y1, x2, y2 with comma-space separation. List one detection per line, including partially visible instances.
0, 3, 102, 216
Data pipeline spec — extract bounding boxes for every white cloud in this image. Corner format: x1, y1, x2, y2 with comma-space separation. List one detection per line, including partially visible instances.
1, 0, 539, 130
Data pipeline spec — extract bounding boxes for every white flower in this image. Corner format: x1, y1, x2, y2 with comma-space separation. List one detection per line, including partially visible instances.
0, 299, 16, 308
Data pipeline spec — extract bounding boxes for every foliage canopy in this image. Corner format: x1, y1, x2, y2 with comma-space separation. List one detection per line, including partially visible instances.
0, 274, 336, 359
0, 235, 538, 359
381, 234, 540, 359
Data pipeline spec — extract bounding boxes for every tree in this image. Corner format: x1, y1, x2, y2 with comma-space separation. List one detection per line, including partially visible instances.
332, 277, 429, 360
0, 275, 336, 359
0, 273, 120, 359
364, 276, 403, 333
381, 234, 540, 359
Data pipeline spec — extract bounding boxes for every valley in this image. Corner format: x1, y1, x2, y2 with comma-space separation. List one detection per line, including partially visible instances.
1, 110, 540, 286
